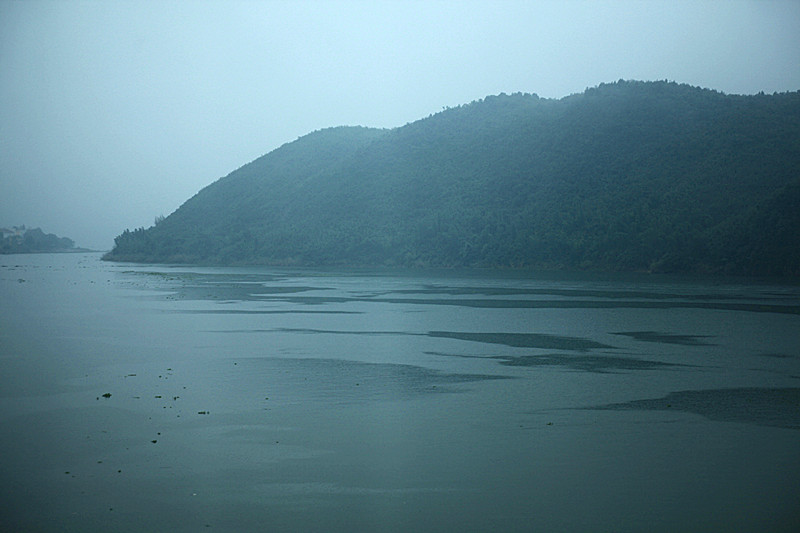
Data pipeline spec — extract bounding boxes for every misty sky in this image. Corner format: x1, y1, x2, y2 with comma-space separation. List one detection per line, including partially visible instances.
2, 0, 799, 250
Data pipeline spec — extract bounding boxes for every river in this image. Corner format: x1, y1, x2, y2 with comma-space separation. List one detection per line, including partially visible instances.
1, 252, 798, 532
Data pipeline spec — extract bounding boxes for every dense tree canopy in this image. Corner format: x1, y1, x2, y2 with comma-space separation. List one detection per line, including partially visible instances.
1, 227, 76, 254
104, 81, 800, 276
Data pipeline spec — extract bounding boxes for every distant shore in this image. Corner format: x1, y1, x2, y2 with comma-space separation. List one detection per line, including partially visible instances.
0, 248, 100, 255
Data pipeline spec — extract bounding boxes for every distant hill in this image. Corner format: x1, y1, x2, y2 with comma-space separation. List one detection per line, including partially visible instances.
1, 226, 77, 254
103, 80, 800, 276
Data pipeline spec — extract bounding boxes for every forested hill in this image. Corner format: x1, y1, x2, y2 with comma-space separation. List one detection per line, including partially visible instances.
104, 80, 800, 276
1, 226, 77, 254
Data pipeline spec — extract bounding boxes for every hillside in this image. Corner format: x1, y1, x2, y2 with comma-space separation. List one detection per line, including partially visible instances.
1, 226, 77, 254
103, 81, 800, 276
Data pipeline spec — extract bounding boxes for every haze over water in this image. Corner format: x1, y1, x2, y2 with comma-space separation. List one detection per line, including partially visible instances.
1, 252, 799, 532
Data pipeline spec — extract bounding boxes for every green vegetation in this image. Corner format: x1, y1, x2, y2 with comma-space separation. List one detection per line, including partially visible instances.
1, 226, 76, 254
103, 81, 800, 276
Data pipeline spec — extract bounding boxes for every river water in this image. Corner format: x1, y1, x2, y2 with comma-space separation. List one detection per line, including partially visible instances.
1, 252, 798, 532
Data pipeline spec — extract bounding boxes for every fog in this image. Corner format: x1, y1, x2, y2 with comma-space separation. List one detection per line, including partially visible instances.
1, 0, 799, 250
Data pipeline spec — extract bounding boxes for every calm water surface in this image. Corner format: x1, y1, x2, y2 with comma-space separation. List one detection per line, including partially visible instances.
1, 253, 799, 532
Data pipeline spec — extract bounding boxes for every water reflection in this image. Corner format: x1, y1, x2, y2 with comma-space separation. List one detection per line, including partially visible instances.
593, 387, 800, 429
121, 270, 800, 315
428, 351, 682, 373
612, 331, 716, 346
3, 255, 800, 532
427, 331, 613, 351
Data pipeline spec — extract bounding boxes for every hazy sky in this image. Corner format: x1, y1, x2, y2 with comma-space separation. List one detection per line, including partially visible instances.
2, 0, 799, 250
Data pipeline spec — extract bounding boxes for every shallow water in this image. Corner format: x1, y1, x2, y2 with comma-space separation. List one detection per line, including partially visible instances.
1, 253, 799, 532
